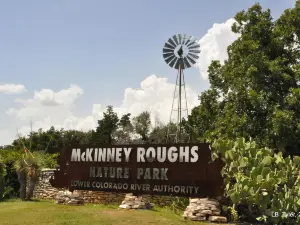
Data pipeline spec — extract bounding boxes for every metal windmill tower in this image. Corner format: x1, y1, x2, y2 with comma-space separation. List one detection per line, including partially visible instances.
162, 34, 200, 143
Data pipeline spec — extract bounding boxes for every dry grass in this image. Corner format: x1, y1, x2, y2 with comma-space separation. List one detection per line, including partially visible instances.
0, 199, 229, 225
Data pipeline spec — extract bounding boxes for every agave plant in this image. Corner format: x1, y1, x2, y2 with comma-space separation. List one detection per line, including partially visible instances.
0, 156, 6, 201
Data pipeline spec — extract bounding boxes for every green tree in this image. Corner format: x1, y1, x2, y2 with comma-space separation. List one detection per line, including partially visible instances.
62, 130, 93, 145
92, 105, 119, 144
188, 2, 300, 156
12, 126, 63, 154
132, 111, 151, 142
115, 113, 133, 144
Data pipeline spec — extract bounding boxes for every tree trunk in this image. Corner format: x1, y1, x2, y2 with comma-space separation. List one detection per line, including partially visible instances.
17, 169, 27, 201
26, 171, 38, 200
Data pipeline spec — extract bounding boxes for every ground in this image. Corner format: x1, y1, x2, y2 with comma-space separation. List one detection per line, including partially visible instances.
0, 199, 231, 225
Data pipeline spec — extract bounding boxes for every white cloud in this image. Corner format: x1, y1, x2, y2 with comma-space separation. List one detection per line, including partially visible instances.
0, 83, 27, 94
6, 84, 83, 121
1, 18, 239, 146
9, 75, 199, 140
196, 18, 240, 79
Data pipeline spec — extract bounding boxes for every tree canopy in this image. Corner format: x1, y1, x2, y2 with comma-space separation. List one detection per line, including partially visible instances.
188, 2, 300, 156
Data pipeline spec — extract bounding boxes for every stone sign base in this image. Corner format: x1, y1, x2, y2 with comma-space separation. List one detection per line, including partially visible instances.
55, 190, 84, 205
119, 193, 155, 209
183, 198, 227, 223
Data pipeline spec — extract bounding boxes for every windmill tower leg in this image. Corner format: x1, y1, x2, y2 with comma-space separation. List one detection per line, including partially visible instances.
167, 64, 189, 143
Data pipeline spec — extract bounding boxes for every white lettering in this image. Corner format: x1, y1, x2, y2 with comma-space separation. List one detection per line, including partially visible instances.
106, 148, 115, 162
168, 146, 178, 162
124, 148, 132, 162
179, 146, 189, 162
86, 148, 93, 161
157, 147, 166, 162
98, 148, 106, 162
137, 147, 146, 162
81, 152, 86, 161
115, 148, 122, 162
94, 148, 98, 161
137, 168, 144, 179
190, 146, 199, 162
71, 149, 81, 161
145, 147, 156, 162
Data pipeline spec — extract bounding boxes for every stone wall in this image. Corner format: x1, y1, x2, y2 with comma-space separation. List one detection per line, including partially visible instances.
33, 169, 175, 206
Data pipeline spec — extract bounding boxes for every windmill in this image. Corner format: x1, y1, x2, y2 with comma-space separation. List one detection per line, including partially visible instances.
162, 34, 200, 143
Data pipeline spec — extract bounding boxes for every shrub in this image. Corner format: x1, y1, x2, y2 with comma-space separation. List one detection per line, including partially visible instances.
168, 197, 189, 215
211, 137, 300, 224
0, 156, 6, 200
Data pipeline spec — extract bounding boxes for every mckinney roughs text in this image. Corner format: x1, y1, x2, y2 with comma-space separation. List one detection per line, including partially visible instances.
71, 145, 199, 163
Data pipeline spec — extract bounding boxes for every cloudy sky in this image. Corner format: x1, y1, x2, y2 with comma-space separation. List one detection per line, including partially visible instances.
0, 0, 295, 146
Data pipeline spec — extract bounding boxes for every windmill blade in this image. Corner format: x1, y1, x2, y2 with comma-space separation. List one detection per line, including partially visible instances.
173, 35, 179, 45
184, 36, 192, 45
187, 55, 197, 65
165, 55, 176, 64
163, 48, 174, 54
168, 38, 176, 48
163, 52, 174, 59
178, 34, 182, 44
183, 57, 192, 68
164, 42, 175, 50
187, 40, 198, 47
189, 49, 201, 54
182, 34, 188, 44
189, 53, 200, 60
169, 57, 178, 68
164, 54, 175, 61
181, 34, 186, 44
188, 44, 200, 49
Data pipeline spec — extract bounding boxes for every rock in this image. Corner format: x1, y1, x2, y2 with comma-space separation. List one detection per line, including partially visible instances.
119, 195, 154, 210
55, 191, 84, 205
209, 216, 228, 223
119, 204, 131, 209
201, 209, 213, 215
212, 210, 221, 215
183, 198, 227, 223
190, 198, 199, 203
189, 215, 206, 221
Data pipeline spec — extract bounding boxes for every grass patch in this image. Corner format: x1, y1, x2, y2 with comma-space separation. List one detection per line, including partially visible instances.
0, 199, 230, 225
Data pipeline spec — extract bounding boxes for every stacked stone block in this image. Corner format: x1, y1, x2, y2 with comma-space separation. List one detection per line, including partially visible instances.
183, 198, 227, 223
119, 193, 154, 209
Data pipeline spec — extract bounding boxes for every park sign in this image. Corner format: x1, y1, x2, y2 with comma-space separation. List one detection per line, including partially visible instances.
49, 143, 224, 198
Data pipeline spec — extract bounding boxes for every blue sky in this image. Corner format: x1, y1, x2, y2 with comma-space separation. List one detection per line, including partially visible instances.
0, 0, 296, 145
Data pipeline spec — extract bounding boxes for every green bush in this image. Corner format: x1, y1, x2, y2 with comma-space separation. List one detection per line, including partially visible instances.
0, 156, 6, 200
211, 138, 300, 224
2, 186, 15, 200
168, 197, 189, 215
